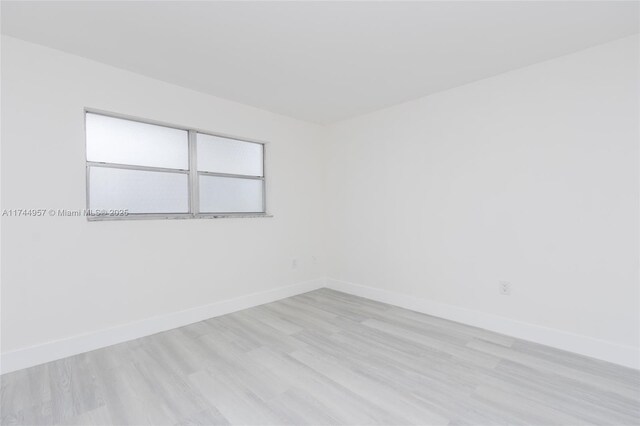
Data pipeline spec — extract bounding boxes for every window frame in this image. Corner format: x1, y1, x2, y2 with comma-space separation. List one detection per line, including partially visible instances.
84, 108, 270, 221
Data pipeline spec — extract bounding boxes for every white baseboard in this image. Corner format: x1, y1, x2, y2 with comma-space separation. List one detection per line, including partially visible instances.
4, 277, 637, 374
325, 278, 640, 370
0, 279, 325, 375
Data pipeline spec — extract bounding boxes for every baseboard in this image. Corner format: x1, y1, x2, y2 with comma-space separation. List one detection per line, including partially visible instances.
0, 278, 325, 375
325, 278, 640, 370
4, 277, 637, 374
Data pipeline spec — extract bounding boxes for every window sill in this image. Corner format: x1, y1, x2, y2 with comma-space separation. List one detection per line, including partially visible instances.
87, 213, 273, 222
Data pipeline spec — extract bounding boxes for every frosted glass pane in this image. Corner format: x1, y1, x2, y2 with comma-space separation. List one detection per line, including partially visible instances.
197, 133, 263, 176
89, 167, 189, 213
86, 113, 188, 170
199, 175, 264, 213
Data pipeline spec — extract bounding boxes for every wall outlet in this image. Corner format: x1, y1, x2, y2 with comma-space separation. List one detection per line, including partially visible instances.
291, 259, 298, 270
499, 281, 511, 295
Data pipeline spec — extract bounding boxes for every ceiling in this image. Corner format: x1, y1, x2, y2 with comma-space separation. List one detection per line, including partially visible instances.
2, 1, 638, 124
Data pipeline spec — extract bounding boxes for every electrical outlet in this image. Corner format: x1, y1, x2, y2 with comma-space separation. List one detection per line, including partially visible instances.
291, 259, 298, 270
499, 281, 511, 295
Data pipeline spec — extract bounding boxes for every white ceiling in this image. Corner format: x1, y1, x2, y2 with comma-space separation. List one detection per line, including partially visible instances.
2, 1, 638, 124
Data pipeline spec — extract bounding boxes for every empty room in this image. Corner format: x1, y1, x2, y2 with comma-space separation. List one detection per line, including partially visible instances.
1, 1, 639, 425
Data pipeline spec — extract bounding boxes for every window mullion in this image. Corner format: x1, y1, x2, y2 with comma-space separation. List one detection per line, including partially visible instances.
262, 143, 266, 213
188, 130, 199, 216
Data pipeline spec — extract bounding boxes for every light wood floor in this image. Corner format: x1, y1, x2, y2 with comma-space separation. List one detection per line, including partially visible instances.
1, 289, 639, 425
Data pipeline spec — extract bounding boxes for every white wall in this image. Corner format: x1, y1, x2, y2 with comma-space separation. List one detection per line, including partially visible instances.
1, 37, 327, 357
2, 34, 638, 372
325, 36, 639, 365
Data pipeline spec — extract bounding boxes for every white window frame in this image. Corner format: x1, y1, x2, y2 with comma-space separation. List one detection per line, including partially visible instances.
84, 108, 269, 221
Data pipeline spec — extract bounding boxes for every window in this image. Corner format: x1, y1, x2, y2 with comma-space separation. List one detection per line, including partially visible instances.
196, 133, 265, 214
85, 111, 266, 220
